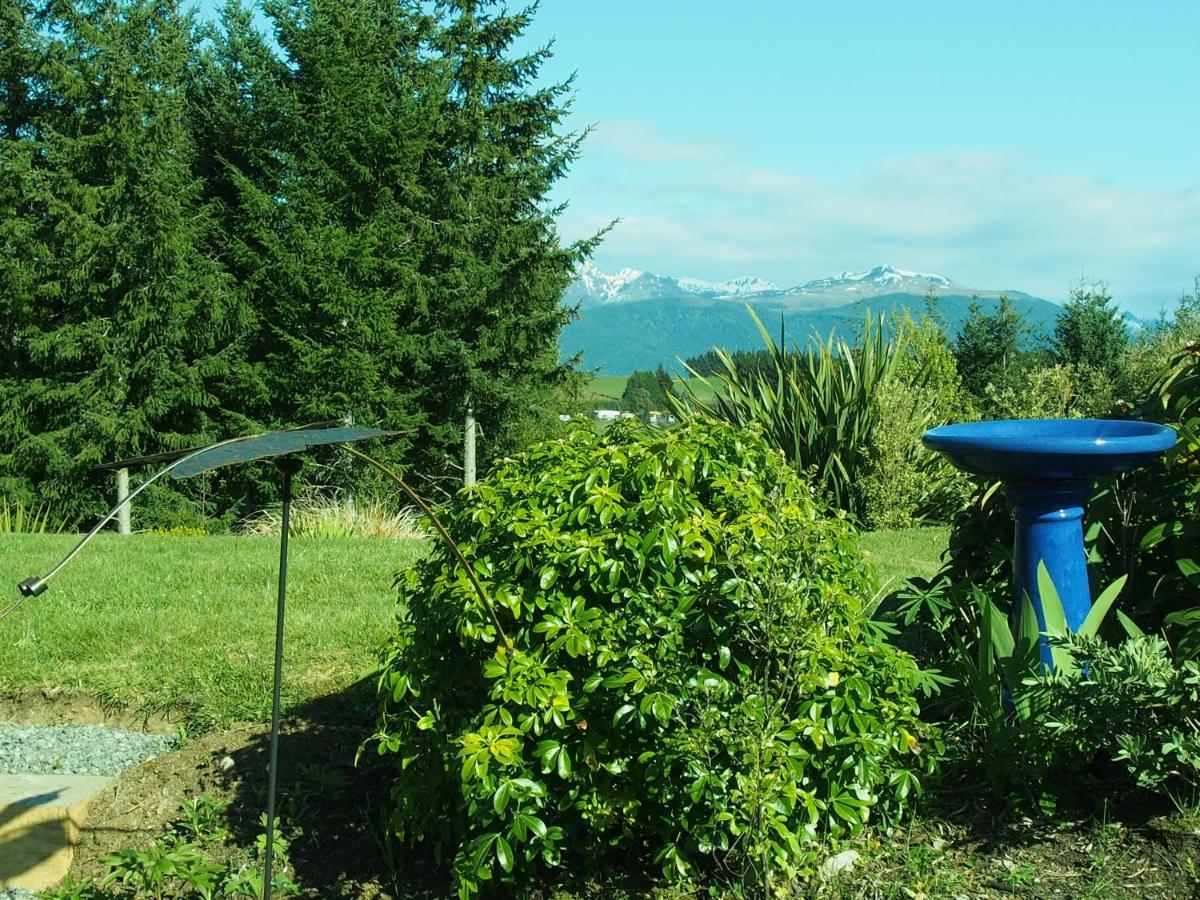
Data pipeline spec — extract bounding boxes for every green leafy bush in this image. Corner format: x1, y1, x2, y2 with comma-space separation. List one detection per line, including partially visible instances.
1017, 633, 1200, 797
372, 421, 938, 895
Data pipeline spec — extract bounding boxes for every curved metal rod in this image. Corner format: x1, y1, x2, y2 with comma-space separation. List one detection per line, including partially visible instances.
337, 443, 513, 649
16, 433, 256, 599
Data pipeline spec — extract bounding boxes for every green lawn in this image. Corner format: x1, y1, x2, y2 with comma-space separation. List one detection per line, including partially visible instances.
0, 527, 948, 731
0, 533, 423, 731
860, 525, 949, 593
586, 373, 719, 407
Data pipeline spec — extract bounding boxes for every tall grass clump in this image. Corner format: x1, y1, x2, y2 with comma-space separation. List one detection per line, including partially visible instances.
0, 497, 69, 534
240, 492, 425, 540
675, 308, 963, 526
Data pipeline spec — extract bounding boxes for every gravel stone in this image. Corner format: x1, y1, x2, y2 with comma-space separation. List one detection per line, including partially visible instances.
0, 723, 178, 776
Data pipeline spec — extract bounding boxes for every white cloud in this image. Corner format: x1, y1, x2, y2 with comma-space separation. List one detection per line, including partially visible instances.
559, 131, 1200, 314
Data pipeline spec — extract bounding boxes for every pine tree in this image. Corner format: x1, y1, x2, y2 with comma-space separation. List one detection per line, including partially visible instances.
1052, 282, 1129, 378
421, 0, 599, 471
953, 295, 1027, 400
0, 0, 239, 521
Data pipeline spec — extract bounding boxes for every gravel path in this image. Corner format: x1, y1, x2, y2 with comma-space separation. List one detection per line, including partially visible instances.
0, 723, 179, 898
0, 723, 177, 777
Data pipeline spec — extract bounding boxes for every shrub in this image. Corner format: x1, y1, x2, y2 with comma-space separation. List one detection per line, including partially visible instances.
1016, 633, 1200, 798
372, 421, 938, 895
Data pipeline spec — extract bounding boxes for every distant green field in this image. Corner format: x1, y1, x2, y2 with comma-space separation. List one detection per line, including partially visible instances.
586, 373, 719, 408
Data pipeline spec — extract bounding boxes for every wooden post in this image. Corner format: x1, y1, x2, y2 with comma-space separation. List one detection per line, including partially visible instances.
464, 398, 476, 488
116, 468, 131, 535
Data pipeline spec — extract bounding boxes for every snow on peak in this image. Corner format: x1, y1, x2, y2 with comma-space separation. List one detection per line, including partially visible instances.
678, 275, 782, 297
577, 262, 647, 300
837, 265, 950, 286
797, 265, 952, 293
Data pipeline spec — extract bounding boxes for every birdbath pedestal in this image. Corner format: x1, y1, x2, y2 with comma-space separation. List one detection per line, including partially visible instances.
922, 419, 1176, 666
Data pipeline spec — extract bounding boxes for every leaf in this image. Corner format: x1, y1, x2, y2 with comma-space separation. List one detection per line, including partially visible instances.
493, 781, 511, 816
612, 703, 635, 728
1079, 574, 1127, 637
1117, 609, 1146, 639
495, 834, 513, 873
1036, 562, 1068, 638
980, 594, 1014, 660
1035, 563, 1076, 675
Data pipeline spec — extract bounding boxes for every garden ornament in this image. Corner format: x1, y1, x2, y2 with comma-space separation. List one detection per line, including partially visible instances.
923, 418, 1175, 667
15, 424, 396, 899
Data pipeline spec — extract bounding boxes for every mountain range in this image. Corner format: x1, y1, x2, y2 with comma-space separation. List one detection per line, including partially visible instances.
560, 264, 1065, 373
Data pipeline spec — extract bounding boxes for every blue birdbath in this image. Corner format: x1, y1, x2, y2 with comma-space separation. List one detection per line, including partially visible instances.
922, 419, 1176, 666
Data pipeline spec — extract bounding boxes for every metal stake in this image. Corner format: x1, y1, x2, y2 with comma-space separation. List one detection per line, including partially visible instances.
263, 455, 302, 900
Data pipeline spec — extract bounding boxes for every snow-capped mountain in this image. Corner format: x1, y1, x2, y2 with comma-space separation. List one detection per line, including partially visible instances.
560, 263, 1062, 372
565, 262, 959, 307
676, 275, 782, 297
791, 265, 953, 297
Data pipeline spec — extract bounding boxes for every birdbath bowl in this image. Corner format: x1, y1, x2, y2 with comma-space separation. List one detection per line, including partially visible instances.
922, 419, 1176, 665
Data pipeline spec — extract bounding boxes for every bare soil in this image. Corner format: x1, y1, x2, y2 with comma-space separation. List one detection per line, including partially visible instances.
5, 687, 1197, 899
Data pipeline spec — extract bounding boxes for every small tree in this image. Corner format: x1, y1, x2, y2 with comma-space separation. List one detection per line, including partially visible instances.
621, 369, 671, 418
954, 295, 1027, 400
1052, 282, 1129, 378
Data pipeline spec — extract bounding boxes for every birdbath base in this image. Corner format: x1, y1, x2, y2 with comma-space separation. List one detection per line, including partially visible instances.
1006, 479, 1092, 663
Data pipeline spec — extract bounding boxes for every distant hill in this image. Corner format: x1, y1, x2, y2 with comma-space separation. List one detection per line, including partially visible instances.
560, 264, 1063, 374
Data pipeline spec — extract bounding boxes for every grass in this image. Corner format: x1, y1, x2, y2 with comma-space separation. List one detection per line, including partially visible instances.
860, 525, 949, 592
0, 533, 423, 731
0, 527, 947, 732
586, 373, 719, 408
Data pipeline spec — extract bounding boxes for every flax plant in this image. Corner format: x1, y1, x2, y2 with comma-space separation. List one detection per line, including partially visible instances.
674, 308, 930, 520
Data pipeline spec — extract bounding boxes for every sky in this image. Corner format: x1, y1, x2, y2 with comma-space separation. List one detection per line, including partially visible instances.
511, 1, 1200, 315
194, 1, 1200, 315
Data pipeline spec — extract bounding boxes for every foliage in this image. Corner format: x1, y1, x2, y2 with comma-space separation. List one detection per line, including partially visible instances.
1052, 282, 1129, 379
677, 309, 919, 521
1, 0, 595, 523
41, 802, 298, 899
1018, 633, 1200, 796
982, 364, 1079, 420
953, 296, 1030, 400
372, 421, 938, 896
239, 491, 425, 540
891, 561, 1199, 809
860, 307, 974, 529
619, 366, 675, 418
678, 307, 966, 526
0, 496, 68, 533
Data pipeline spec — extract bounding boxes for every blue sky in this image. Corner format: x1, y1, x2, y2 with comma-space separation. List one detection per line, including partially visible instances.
514, 1, 1200, 314
196, 1, 1200, 314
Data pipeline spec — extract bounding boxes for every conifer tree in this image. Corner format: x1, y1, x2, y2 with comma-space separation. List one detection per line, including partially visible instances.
1052, 282, 1129, 378
0, 0, 44, 500
199, 0, 444, 480
422, 0, 598, 469
953, 295, 1027, 400
0, 0, 239, 521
